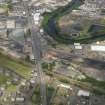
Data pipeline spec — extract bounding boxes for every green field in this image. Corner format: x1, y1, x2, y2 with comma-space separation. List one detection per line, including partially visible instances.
0, 4, 9, 14
0, 74, 11, 85
0, 53, 32, 79
6, 84, 18, 93
0, 74, 18, 93
80, 76, 105, 90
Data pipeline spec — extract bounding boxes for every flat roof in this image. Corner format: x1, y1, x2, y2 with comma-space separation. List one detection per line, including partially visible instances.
75, 45, 82, 50
77, 90, 90, 97
91, 45, 105, 52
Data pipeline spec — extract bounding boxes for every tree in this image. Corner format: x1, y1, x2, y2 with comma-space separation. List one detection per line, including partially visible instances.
6, 29, 9, 38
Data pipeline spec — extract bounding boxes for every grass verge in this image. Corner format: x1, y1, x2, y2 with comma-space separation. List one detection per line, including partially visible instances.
0, 53, 32, 79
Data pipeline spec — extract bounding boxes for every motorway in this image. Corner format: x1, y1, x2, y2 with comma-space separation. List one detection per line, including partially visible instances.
31, 25, 47, 105
26, 3, 47, 105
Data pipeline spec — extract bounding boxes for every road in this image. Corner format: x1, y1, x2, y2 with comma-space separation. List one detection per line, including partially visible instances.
26, 3, 47, 105
31, 25, 47, 105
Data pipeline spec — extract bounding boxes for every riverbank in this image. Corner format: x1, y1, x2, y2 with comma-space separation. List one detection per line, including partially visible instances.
42, 0, 105, 44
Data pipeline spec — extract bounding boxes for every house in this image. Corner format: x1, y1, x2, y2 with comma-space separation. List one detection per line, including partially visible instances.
6, 20, 15, 29
0, 29, 7, 38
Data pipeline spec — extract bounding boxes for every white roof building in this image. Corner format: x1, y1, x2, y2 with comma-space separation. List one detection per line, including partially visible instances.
75, 45, 82, 50
74, 43, 80, 46
33, 13, 40, 25
91, 45, 105, 52
16, 97, 24, 102
77, 90, 90, 97
6, 20, 15, 29
58, 84, 72, 90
